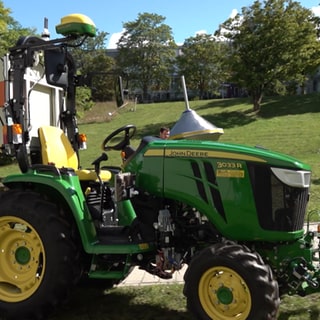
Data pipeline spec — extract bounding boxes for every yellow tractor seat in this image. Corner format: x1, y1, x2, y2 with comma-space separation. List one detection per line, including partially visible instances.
38, 126, 111, 181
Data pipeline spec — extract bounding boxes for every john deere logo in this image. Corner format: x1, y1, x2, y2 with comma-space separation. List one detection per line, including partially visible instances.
166, 150, 208, 157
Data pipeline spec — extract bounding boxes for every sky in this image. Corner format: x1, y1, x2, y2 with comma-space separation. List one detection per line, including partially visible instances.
3, 0, 320, 48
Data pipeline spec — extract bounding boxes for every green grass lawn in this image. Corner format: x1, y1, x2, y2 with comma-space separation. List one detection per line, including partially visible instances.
47, 284, 320, 320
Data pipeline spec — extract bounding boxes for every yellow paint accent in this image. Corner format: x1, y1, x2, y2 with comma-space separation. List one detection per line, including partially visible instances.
0, 216, 45, 302
56, 13, 96, 37
139, 243, 150, 250
163, 149, 266, 163
199, 266, 251, 319
144, 149, 165, 157
169, 128, 224, 140
217, 161, 243, 169
39, 126, 111, 181
144, 147, 266, 163
58, 13, 95, 26
217, 169, 245, 178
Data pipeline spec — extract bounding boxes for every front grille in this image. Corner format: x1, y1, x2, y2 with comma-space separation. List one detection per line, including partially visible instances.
248, 164, 309, 232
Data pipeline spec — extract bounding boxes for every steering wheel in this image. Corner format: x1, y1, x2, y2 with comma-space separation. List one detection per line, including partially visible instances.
102, 124, 136, 151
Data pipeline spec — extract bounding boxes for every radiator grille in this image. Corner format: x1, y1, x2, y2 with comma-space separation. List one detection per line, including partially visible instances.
248, 164, 309, 231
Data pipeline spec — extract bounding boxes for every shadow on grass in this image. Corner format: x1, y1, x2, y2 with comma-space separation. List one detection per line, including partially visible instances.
196, 94, 320, 119
278, 306, 320, 320
258, 94, 320, 119
203, 111, 255, 129
196, 94, 320, 129
194, 97, 251, 112
49, 285, 193, 320
194, 94, 320, 123
312, 177, 320, 185
48, 285, 320, 320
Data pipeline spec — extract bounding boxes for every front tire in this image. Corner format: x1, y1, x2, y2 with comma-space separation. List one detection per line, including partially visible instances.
0, 190, 81, 320
184, 242, 280, 320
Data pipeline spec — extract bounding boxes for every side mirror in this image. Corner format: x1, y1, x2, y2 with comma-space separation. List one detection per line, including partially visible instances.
115, 76, 125, 108
44, 49, 68, 88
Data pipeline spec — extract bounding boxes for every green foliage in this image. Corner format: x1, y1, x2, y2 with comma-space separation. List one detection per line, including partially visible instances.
70, 30, 110, 69
116, 12, 177, 101
84, 53, 116, 102
70, 30, 116, 102
177, 34, 229, 99
0, 152, 15, 166
0, 0, 10, 34
0, 0, 36, 56
217, 0, 320, 111
76, 87, 94, 115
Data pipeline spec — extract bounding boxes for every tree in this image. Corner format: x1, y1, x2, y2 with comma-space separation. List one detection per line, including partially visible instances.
216, 0, 320, 111
0, 0, 36, 57
83, 52, 116, 102
71, 30, 110, 70
70, 30, 116, 104
177, 34, 229, 99
116, 12, 177, 102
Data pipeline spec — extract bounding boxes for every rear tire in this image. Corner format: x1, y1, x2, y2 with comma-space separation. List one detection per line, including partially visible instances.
184, 242, 280, 320
0, 190, 81, 320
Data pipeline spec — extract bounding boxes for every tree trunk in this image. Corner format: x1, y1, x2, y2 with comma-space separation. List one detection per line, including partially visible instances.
253, 97, 261, 111
251, 87, 263, 112
142, 84, 149, 103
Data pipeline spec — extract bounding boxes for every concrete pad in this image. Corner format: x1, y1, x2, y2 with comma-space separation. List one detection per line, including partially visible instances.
118, 264, 187, 287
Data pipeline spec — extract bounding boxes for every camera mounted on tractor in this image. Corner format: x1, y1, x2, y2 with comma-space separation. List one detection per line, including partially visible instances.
0, 13, 319, 320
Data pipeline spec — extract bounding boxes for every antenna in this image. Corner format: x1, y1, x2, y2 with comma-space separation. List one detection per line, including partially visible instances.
181, 75, 191, 111
41, 17, 50, 40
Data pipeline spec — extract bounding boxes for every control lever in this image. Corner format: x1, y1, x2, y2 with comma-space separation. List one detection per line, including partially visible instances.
92, 153, 108, 175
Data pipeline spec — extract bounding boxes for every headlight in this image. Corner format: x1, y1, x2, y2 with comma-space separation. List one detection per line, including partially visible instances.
271, 167, 311, 188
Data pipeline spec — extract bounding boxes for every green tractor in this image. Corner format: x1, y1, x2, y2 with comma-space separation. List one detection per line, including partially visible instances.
0, 13, 319, 320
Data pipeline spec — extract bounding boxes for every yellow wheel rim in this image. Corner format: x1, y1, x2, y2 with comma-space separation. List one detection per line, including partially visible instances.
199, 266, 251, 320
0, 216, 46, 302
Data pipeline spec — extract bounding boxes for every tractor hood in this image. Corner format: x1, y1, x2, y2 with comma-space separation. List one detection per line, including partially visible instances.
125, 137, 311, 173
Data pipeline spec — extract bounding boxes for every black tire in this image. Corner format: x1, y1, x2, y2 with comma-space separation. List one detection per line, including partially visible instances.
0, 190, 82, 320
184, 242, 280, 320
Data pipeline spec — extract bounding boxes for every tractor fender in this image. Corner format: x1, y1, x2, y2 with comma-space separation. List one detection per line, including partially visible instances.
3, 169, 98, 251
